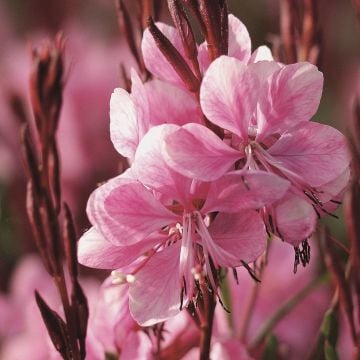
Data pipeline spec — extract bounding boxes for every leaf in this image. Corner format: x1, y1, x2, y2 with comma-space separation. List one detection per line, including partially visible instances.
261, 334, 279, 360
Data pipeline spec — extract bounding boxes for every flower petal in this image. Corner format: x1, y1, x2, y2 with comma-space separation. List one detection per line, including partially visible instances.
144, 79, 202, 126
249, 45, 274, 63
91, 279, 134, 353
129, 243, 182, 326
121, 332, 153, 360
78, 227, 159, 269
133, 124, 192, 203
200, 56, 259, 139
268, 122, 350, 187
103, 181, 179, 245
208, 211, 266, 267
130, 69, 150, 139
257, 62, 323, 139
163, 123, 240, 181
273, 192, 317, 246
227, 14, 251, 62
109, 88, 138, 159
202, 171, 290, 213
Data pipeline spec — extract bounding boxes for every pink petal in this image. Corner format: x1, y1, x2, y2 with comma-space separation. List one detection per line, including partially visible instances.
317, 168, 350, 204
87, 171, 136, 245
227, 14, 251, 62
130, 69, 150, 139
163, 123, 240, 181
129, 243, 182, 326
202, 171, 290, 213
257, 62, 324, 140
248, 60, 282, 87
249, 45, 274, 63
200, 56, 259, 139
103, 181, 179, 245
268, 122, 350, 187
109, 88, 139, 159
78, 227, 159, 269
133, 124, 192, 203
144, 79, 202, 126
208, 211, 266, 266
121, 332, 153, 360
142, 22, 188, 87
274, 192, 317, 246
91, 279, 134, 353
198, 14, 251, 72
197, 41, 211, 73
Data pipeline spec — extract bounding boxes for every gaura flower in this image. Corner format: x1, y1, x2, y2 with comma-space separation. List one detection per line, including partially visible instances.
163, 56, 350, 246
78, 124, 289, 326
110, 69, 202, 161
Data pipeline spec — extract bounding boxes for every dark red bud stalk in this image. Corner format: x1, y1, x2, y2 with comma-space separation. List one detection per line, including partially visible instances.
116, 0, 146, 74
198, 0, 227, 60
148, 17, 200, 93
321, 228, 357, 344
183, 0, 207, 35
345, 100, 360, 329
167, 0, 201, 78
280, 0, 298, 64
35, 291, 70, 359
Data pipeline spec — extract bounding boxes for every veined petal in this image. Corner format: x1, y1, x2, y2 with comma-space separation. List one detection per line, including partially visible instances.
257, 62, 323, 140
121, 332, 153, 360
209, 211, 267, 266
133, 124, 192, 203
129, 243, 182, 326
103, 182, 179, 245
109, 88, 138, 159
142, 22, 188, 87
163, 123, 240, 181
130, 69, 150, 139
268, 122, 350, 187
78, 227, 160, 269
200, 56, 260, 140
202, 171, 290, 213
227, 14, 251, 63
87, 169, 136, 236
273, 192, 317, 246
248, 61, 282, 87
144, 80, 202, 126
249, 45, 274, 63
317, 167, 350, 204
92, 278, 133, 353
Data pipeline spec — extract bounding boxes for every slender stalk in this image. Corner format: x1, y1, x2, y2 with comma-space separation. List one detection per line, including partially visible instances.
199, 284, 216, 360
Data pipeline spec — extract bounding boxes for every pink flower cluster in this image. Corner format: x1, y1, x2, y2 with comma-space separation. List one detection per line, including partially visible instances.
78, 14, 350, 327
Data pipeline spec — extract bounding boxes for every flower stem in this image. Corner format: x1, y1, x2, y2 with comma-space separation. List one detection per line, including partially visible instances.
199, 284, 216, 360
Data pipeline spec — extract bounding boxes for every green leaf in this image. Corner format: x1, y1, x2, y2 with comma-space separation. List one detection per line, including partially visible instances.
324, 341, 339, 360
261, 334, 279, 360
321, 310, 338, 345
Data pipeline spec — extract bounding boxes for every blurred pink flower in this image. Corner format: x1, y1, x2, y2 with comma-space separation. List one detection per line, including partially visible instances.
218, 240, 331, 360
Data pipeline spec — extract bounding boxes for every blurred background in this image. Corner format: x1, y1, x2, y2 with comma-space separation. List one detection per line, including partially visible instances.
0, 0, 359, 355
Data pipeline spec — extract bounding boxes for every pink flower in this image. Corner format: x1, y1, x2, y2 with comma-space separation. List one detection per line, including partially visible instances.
79, 124, 289, 326
110, 70, 202, 161
163, 56, 350, 246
